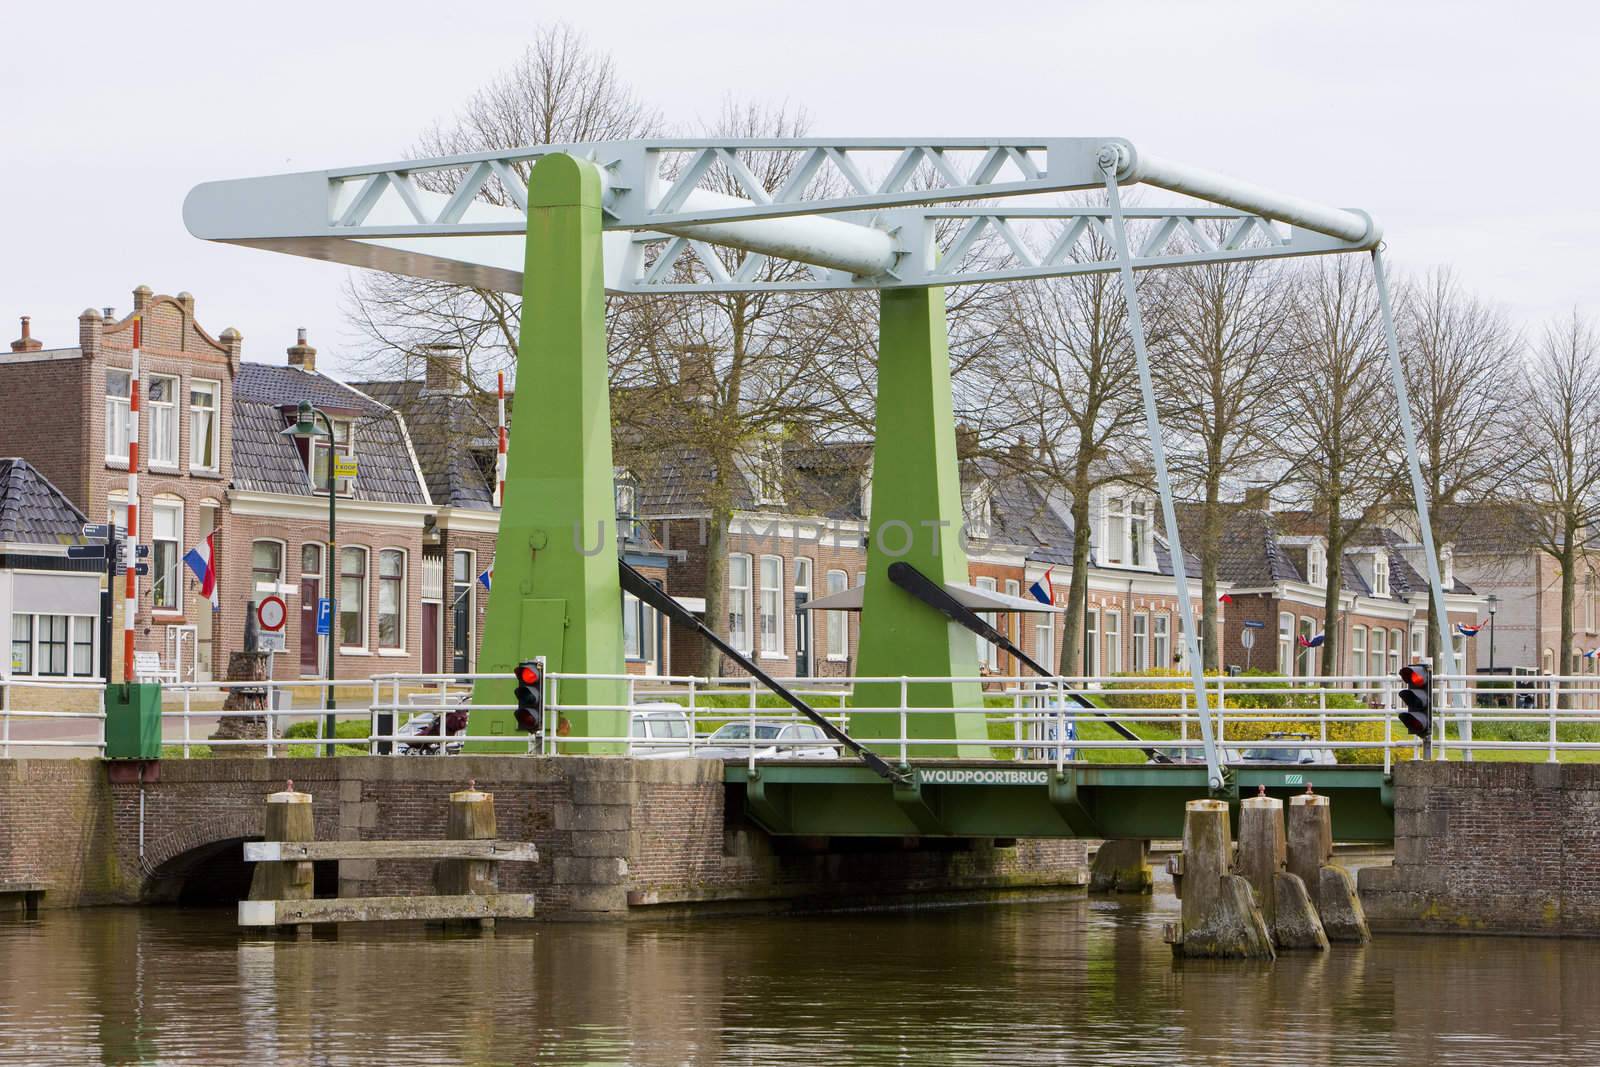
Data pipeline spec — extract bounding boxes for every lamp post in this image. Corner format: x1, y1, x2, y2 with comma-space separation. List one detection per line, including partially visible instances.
281, 402, 337, 755
1487, 593, 1499, 679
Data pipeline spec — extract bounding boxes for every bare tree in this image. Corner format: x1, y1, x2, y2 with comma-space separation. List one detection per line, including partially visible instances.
1153, 253, 1297, 670
344, 24, 661, 391
989, 234, 1146, 676
1280, 258, 1398, 676
1398, 268, 1525, 667
1517, 312, 1600, 684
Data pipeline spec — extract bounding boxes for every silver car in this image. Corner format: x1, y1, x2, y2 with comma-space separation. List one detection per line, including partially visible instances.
644, 719, 839, 760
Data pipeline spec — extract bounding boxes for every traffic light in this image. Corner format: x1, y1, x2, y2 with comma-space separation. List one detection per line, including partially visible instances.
513, 659, 545, 735
1398, 663, 1432, 739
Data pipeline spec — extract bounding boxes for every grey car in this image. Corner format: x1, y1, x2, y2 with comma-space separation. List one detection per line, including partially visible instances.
643, 719, 839, 760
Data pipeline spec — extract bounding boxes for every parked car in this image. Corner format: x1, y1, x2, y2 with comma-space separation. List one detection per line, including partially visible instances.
630, 704, 692, 754
1226, 732, 1337, 766
641, 719, 839, 760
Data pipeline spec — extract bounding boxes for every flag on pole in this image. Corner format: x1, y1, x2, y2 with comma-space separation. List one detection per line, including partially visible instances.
1218, 592, 1234, 604
1585, 648, 1599, 660
1028, 566, 1055, 606
477, 567, 493, 593
182, 531, 219, 611
1297, 632, 1326, 649
1455, 620, 1487, 637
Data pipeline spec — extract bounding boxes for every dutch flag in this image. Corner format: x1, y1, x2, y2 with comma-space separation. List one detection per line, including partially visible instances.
478, 566, 493, 593
182, 531, 219, 611
1028, 566, 1055, 606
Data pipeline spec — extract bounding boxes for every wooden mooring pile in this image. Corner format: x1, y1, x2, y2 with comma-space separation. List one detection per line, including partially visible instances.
239, 779, 538, 931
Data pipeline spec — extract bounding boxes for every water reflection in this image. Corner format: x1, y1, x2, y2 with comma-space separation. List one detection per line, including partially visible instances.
1, 895, 1598, 1065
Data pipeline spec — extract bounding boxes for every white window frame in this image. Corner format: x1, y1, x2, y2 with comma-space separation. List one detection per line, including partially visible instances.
377, 548, 406, 652
1132, 612, 1149, 672
452, 549, 475, 671
825, 569, 848, 661
757, 554, 784, 659
1278, 611, 1295, 676
105, 368, 131, 462
1372, 553, 1390, 598
1369, 626, 1386, 680
728, 554, 753, 655
10, 613, 98, 679
309, 416, 356, 496
1307, 541, 1326, 587
1085, 609, 1099, 678
1152, 614, 1170, 669
148, 374, 179, 469
1035, 612, 1055, 674
1411, 626, 1426, 663
189, 379, 220, 472
1389, 629, 1403, 677
151, 498, 183, 613
1103, 610, 1122, 674
1350, 625, 1366, 679
1298, 616, 1317, 677
340, 546, 369, 652
252, 538, 286, 596
1101, 493, 1153, 569
975, 576, 999, 670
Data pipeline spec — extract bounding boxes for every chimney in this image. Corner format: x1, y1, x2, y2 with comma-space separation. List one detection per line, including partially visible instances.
1243, 486, 1272, 511
678, 344, 716, 401
132, 285, 152, 314
102, 307, 115, 323
286, 328, 317, 372
10, 316, 42, 353
421, 343, 464, 394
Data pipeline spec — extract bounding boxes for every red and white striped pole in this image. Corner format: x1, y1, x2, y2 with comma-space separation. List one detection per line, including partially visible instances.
496, 370, 507, 507
123, 317, 141, 683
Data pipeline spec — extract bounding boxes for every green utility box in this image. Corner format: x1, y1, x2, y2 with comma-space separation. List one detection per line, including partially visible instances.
105, 683, 162, 759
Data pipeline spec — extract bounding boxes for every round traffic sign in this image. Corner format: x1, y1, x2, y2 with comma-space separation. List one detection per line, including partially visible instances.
1240, 628, 1255, 650
257, 594, 288, 632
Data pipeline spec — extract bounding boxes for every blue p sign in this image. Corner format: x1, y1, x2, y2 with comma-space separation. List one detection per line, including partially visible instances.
316, 597, 333, 636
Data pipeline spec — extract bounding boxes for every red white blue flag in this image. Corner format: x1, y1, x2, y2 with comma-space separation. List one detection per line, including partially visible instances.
182, 531, 219, 611
1455, 619, 1486, 637
1028, 566, 1055, 606
1297, 632, 1326, 649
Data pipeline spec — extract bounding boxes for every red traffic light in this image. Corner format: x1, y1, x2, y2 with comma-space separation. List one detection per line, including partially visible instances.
1399, 665, 1429, 688
515, 662, 541, 685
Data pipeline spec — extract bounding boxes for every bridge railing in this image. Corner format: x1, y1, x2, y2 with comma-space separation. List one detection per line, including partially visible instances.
0, 677, 106, 757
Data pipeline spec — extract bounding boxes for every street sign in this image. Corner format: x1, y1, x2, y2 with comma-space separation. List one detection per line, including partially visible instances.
1240, 629, 1256, 650
316, 597, 332, 636
135, 544, 150, 558
334, 456, 358, 478
257, 594, 288, 633
66, 544, 107, 560
114, 562, 149, 576
258, 632, 288, 653
1243, 620, 1266, 629
82, 523, 109, 539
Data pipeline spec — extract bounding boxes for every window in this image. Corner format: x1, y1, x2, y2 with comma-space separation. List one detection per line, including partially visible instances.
1278, 612, 1295, 676
976, 577, 999, 669
36, 616, 68, 676
1411, 627, 1425, 662
1153, 614, 1171, 667
10, 615, 31, 675
252, 540, 285, 594
189, 380, 219, 471
1389, 629, 1403, 676
1588, 574, 1597, 633
1298, 616, 1317, 676
757, 556, 784, 657
1005, 580, 1021, 649
1351, 626, 1366, 678
452, 550, 475, 674
1085, 609, 1099, 677
145, 374, 179, 467
728, 554, 752, 654
72, 618, 94, 676
1369, 627, 1386, 679
826, 569, 848, 660
1133, 613, 1149, 672
107, 497, 128, 540
302, 543, 322, 579
1102, 494, 1152, 568
1372, 553, 1390, 598
378, 549, 405, 650
1441, 546, 1455, 590
1103, 611, 1122, 674
341, 547, 368, 648
1035, 612, 1055, 675
106, 369, 131, 461
310, 417, 355, 495
152, 499, 182, 611
1307, 542, 1326, 587
1543, 648, 1555, 675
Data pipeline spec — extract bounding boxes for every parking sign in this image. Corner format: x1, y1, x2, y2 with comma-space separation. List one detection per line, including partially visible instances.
316, 597, 332, 636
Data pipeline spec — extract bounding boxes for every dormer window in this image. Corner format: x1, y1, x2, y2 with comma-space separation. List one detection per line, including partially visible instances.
1441, 545, 1455, 589
964, 482, 993, 541
303, 416, 355, 497
1307, 541, 1326, 587
752, 441, 784, 507
1102, 492, 1152, 568
1372, 552, 1390, 598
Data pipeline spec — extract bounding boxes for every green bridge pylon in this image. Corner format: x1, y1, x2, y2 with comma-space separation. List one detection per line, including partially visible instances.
468, 154, 626, 753
850, 285, 988, 758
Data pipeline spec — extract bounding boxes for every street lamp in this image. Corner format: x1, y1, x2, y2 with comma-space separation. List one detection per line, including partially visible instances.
281, 401, 338, 755
1487, 593, 1499, 679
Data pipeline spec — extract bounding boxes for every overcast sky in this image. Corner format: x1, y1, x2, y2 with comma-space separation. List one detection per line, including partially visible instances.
3, 0, 1595, 378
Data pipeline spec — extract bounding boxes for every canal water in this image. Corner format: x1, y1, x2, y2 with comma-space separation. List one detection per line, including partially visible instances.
2, 892, 1598, 1065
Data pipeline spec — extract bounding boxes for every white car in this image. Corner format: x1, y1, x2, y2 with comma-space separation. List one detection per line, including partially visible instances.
642, 719, 839, 761
629, 704, 693, 754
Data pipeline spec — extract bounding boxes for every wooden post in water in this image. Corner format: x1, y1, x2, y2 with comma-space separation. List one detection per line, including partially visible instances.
1287, 790, 1370, 942
436, 781, 498, 931
248, 781, 314, 937
1238, 790, 1328, 951
1164, 799, 1275, 959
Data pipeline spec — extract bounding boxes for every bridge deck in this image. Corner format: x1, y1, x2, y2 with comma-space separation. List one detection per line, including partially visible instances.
724, 761, 1394, 841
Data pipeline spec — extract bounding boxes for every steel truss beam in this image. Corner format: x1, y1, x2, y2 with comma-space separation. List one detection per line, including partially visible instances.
183, 138, 1378, 294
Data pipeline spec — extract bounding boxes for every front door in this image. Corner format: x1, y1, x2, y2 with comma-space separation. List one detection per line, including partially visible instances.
795, 591, 811, 677
452, 594, 472, 675
300, 577, 320, 675
422, 602, 440, 674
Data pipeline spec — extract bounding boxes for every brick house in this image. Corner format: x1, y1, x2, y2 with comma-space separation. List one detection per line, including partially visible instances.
1, 459, 104, 682
1189, 502, 1488, 681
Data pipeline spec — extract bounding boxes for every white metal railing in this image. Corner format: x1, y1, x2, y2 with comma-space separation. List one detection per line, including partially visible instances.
9, 670, 1600, 766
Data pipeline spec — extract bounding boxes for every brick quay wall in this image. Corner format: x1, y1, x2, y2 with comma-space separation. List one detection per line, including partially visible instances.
0, 757, 1089, 917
